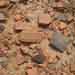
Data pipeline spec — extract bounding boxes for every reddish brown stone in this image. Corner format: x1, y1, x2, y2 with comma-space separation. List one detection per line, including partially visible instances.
38, 13, 52, 25
18, 31, 45, 43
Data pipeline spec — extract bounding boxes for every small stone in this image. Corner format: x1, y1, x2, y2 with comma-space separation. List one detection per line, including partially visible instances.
0, 24, 5, 33
0, 57, 8, 67
32, 54, 45, 64
0, 0, 10, 8
14, 21, 25, 31
0, 12, 7, 22
38, 13, 52, 26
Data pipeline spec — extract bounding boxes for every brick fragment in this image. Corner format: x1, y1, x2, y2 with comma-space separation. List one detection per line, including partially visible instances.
38, 13, 52, 26
18, 31, 45, 43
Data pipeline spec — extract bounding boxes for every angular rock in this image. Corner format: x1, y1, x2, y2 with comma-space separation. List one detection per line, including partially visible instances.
32, 54, 45, 64
0, 57, 8, 67
38, 13, 52, 26
51, 32, 68, 52
18, 31, 45, 43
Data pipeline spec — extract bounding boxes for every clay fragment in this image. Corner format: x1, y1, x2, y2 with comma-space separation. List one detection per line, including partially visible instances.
18, 31, 45, 43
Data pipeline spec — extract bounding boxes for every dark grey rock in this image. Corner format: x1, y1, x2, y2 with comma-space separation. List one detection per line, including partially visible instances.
32, 54, 45, 64
51, 32, 69, 52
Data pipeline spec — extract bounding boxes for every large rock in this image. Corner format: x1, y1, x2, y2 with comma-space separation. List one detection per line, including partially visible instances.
18, 31, 45, 43
51, 32, 69, 52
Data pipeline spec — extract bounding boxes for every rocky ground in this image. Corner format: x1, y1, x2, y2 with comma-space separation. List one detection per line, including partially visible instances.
0, 0, 75, 75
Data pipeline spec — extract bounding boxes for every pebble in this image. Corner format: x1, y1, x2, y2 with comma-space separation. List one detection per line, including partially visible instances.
0, 12, 7, 22
0, 57, 8, 67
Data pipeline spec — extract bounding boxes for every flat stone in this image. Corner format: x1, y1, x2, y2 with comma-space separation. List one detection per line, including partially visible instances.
18, 31, 45, 43
38, 13, 52, 26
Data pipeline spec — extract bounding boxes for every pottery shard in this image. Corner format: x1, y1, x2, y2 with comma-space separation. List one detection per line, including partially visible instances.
18, 32, 45, 43
0, 0, 9, 7
38, 13, 52, 25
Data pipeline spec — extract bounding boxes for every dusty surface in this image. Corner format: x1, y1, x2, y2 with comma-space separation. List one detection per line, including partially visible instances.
0, 0, 75, 75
